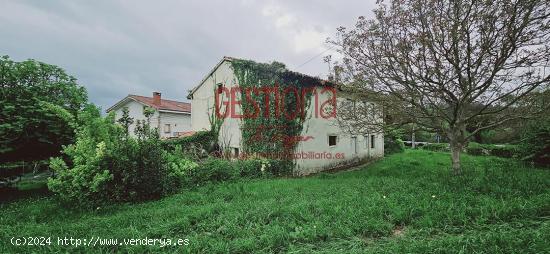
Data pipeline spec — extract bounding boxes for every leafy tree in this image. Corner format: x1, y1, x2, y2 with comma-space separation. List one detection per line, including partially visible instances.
0, 55, 88, 162
331, 0, 550, 174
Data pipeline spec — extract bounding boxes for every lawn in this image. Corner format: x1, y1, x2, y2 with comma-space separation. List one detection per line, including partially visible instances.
1, 150, 549, 253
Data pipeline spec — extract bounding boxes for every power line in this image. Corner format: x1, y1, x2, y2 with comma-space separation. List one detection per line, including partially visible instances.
295, 45, 335, 69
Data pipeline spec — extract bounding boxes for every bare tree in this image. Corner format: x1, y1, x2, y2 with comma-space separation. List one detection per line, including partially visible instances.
331, 0, 550, 174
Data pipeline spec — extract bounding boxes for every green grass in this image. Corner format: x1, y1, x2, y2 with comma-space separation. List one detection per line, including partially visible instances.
1, 150, 549, 253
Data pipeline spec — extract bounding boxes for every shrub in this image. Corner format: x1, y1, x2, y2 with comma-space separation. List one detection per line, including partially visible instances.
164, 145, 199, 189
269, 160, 294, 176
183, 158, 283, 187
235, 159, 278, 178
466, 142, 520, 159
236, 159, 264, 178
519, 118, 550, 166
466, 142, 486, 156
488, 145, 519, 158
162, 131, 217, 157
48, 106, 191, 207
421, 143, 450, 152
188, 158, 238, 185
48, 106, 121, 206
384, 128, 405, 155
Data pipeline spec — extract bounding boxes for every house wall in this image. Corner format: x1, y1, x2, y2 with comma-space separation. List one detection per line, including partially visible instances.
294, 87, 384, 175
190, 59, 384, 174
190, 60, 242, 149
112, 100, 191, 138
112, 100, 160, 136
159, 112, 192, 138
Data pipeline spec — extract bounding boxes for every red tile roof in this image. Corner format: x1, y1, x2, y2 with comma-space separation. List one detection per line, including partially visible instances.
175, 131, 196, 138
128, 94, 191, 113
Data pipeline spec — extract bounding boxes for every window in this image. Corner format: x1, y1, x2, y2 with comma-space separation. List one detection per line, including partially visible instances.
364, 135, 369, 149
371, 135, 375, 149
217, 83, 223, 94
164, 124, 171, 134
328, 135, 337, 147
234, 147, 239, 158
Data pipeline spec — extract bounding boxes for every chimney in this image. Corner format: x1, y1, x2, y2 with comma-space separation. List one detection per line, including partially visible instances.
153, 92, 161, 106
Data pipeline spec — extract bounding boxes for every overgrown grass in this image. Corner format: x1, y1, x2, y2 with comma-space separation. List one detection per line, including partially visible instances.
1, 150, 548, 253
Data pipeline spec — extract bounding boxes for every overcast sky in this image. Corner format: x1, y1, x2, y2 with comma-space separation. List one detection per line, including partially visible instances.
1, 0, 377, 110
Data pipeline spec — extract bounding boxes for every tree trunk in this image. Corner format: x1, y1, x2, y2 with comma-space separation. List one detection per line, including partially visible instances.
448, 123, 466, 175
450, 144, 462, 175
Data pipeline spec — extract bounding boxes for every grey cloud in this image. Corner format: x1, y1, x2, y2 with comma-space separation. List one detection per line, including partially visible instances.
0, 0, 376, 110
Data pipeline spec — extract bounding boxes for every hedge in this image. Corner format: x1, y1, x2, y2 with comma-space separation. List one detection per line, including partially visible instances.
421, 143, 450, 152
466, 142, 520, 158
162, 131, 217, 154
184, 158, 282, 187
0, 160, 49, 179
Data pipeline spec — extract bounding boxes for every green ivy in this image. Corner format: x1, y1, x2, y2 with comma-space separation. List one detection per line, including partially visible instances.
230, 59, 326, 173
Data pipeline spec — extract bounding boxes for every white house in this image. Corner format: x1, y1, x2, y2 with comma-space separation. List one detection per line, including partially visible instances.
107, 92, 192, 138
187, 57, 384, 175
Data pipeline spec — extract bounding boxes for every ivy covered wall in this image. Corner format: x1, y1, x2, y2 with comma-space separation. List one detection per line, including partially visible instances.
229, 59, 334, 172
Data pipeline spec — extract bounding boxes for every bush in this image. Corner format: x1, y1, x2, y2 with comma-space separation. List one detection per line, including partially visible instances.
489, 145, 519, 158
466, 142, 486, 156
48, 106, 193, 207
164, 145, 199, 188
519, 118, 550, 166
421, 143, 450, 152
466, 142, 520, 159
236, 159, 264, 178
47, 106, 121, 206
236, 158, 279, 178
181, 157, 284, 187
188, 158, 238, 185
162, 131, 217, 156
384, 128, 405, 155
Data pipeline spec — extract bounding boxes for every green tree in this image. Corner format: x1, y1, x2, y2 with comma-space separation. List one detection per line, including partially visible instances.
0, 55, 88, 162
332, 0, 549, 174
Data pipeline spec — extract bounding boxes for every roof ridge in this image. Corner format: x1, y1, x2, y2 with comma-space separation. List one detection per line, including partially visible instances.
187, 56, 337, 99
129, 94, 189, 104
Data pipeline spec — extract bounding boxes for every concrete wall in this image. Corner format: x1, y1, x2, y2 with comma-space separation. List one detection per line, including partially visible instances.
189, 59, 384, 174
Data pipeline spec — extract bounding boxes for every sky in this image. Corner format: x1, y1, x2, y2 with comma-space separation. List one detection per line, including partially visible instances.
0, 0, 377, 110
